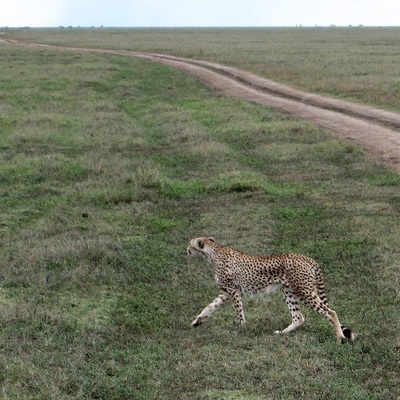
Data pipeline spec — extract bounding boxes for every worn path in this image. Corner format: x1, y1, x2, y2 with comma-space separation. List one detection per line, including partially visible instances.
2, 38, 400, 172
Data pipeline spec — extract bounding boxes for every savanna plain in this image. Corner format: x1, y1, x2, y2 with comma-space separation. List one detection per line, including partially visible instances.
0, 27, 399, 399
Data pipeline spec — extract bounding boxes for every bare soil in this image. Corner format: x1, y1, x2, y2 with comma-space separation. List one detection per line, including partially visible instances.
2, 38, 400, 173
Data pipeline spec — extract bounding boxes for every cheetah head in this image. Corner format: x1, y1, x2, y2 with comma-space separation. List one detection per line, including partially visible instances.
187, 237, 215, 259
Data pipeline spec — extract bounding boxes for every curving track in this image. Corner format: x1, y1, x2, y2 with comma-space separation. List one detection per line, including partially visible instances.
2, 38, 400, 172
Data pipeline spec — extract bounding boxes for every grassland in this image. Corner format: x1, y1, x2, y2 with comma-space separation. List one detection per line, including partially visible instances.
0, 30, 399, 399
6, 27, 400, 111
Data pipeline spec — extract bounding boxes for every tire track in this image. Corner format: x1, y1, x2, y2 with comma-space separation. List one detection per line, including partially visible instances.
2, 38, 400, 172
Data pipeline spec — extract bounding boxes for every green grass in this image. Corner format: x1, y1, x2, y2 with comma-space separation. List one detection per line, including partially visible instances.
6, 26, 400, 111
0, 39, 399, 399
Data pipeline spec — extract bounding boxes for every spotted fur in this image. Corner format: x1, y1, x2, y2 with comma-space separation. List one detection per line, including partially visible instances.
187, 237, 354, 342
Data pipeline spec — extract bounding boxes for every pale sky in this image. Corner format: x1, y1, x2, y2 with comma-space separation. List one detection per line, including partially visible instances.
1, 0, 400, 28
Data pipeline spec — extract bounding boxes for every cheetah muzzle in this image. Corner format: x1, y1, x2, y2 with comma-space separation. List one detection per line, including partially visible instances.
187, 237, 354, 343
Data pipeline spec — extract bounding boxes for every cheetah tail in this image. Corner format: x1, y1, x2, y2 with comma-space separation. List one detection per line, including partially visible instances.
341, 325, 355, 342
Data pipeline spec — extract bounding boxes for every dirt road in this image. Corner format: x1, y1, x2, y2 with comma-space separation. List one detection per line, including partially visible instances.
2, 38, 400, 173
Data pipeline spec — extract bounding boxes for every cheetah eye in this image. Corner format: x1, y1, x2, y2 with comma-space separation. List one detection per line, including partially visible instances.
208, 237, 215, 242
198, 239, 205, 249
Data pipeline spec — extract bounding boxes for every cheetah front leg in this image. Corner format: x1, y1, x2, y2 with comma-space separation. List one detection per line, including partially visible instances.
228, 288, 246, 326
191, 292, 230, 327
274, 286, 304, 335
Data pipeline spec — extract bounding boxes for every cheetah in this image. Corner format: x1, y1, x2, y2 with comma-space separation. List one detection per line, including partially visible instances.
187, 237, 354, 342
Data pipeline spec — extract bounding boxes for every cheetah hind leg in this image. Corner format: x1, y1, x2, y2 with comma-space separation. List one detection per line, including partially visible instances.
274, 287, 304, 335
315, 274, 355, 342
301, 290, 354, 342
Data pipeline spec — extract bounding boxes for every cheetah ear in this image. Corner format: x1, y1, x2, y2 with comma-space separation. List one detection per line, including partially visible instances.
208, 237, 215, 242
198, 239, 205, 249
